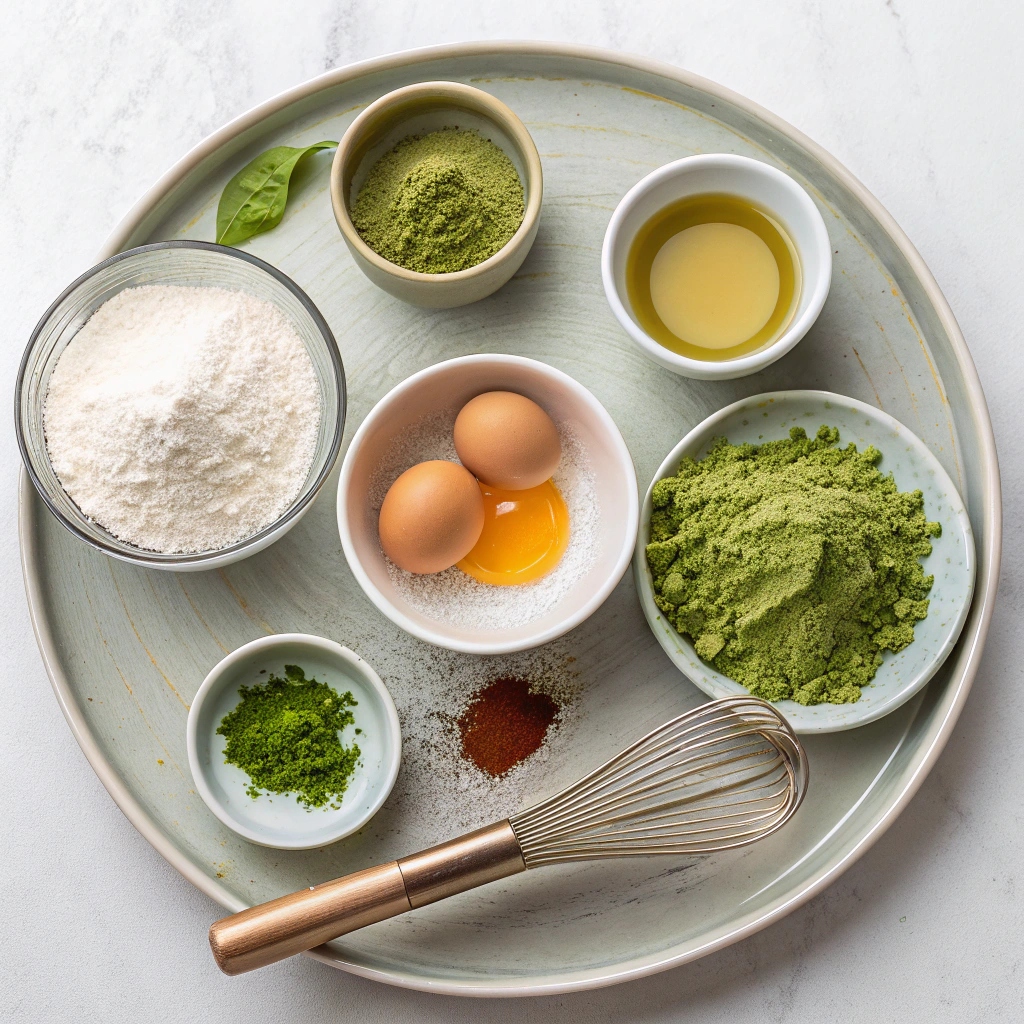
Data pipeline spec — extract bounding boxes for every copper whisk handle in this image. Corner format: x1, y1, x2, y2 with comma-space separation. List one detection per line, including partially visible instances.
209, 820, 525, 975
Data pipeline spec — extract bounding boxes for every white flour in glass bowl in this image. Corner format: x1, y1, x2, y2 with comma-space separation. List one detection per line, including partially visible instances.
43, 284, 319, 554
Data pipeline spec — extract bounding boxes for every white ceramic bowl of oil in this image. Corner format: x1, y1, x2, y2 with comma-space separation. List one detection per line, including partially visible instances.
337, 354, 639, 655
602, 153, 832, 381
186, 633, 401, 850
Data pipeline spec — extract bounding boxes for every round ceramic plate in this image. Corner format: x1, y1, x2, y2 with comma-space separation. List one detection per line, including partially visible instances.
634, 391, 976, 733
19, 43, 1000, 996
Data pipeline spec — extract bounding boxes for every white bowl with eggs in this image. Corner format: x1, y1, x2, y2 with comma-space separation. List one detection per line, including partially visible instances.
337, 355, 638, 654
602, 154, 833, 381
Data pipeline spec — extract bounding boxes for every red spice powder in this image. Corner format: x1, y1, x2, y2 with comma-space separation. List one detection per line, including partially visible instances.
458, 677, 559, 777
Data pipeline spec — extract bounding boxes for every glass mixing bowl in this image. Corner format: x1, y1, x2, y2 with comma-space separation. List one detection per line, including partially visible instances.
16, 241, 345, 571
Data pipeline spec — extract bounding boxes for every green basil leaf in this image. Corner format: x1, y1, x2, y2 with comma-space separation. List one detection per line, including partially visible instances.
215, 141, 337, 246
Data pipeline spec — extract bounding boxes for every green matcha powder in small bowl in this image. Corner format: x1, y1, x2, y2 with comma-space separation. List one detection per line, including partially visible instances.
634, 391, 976, 734
331, 81, 543, 309
216, 664, 361, 810
351, 127, 525, 275
187, 634, 401, 849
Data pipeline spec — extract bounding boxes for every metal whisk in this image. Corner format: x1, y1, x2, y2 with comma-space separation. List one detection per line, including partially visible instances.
209, 697, 807, 974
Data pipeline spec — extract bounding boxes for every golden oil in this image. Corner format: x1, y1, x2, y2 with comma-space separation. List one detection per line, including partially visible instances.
626, 193, 801, 361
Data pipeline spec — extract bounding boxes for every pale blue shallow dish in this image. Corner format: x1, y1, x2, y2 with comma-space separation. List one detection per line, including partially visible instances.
634, 390, 977, 733
187, 634, 401, 850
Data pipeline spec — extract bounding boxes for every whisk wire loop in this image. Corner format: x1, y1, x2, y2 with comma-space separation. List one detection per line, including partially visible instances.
529, 750, 783, 842
510, 697, 807, 866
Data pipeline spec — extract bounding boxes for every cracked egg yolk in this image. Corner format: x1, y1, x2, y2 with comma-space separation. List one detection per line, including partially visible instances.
457, 479, 569, 585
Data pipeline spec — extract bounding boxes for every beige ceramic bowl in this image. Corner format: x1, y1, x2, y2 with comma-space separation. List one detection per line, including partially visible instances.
331, 82, 543, 308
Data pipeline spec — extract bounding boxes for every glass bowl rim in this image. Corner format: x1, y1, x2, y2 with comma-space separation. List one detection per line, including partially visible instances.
15, 239, 347, 567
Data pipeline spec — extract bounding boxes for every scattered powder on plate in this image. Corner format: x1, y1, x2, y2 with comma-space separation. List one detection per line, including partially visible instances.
44, 284, 320, 554
457, 676, 560, 777
375, 641, 583, 846
369, 409, 600, 629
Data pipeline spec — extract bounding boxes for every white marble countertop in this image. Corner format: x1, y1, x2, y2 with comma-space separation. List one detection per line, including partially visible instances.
2, 2, 1020, 1020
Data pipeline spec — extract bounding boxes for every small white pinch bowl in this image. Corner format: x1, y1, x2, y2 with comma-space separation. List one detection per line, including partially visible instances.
634, 391, 976, 733
602, 154, 832, 381
338, 354, 639, 655
187, 634, 400, 850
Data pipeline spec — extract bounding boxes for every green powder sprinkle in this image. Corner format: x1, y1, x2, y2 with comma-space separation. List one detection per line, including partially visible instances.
647, 426, 941, 706
351, 127, 524, 274
217, 665, 360, 809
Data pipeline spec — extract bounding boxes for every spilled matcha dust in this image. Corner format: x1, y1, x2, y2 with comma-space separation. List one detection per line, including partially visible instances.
646, 426, 941, 705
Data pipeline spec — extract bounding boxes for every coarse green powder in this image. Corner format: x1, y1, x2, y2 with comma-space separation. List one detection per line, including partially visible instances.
217, 665, 360, 809
646, 426, 941, 705
351, 127, 524, 274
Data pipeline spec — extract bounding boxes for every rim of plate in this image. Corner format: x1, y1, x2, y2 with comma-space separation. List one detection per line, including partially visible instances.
18, 42, 1002, 997
633, 389, 977, 733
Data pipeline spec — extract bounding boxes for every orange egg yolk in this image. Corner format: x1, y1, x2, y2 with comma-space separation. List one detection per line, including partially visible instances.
457, 480, 570, 585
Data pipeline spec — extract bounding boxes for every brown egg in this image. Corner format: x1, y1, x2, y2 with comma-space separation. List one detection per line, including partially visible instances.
378, 460, 485, 574
453, 391, 561, 490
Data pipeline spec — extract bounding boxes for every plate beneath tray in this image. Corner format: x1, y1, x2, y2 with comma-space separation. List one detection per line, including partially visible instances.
20, 42, 1000, 996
